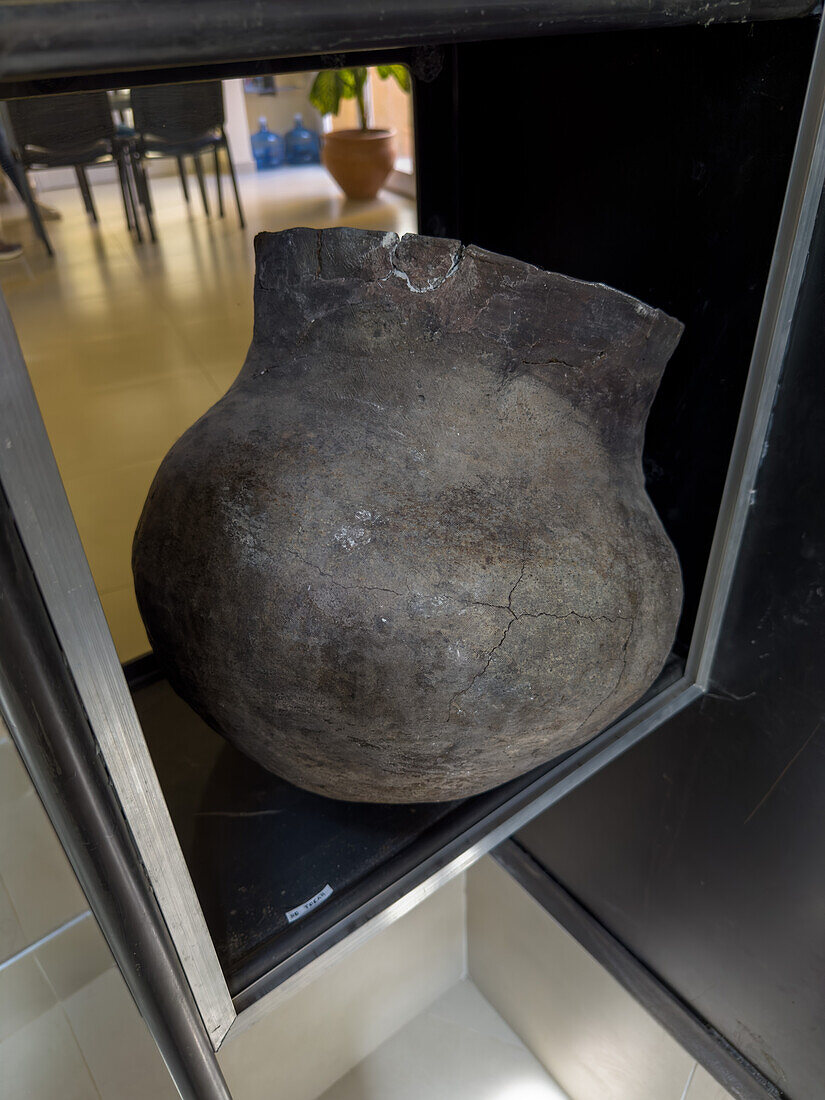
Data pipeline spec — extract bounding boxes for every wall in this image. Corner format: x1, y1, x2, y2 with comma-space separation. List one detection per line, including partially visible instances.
466, 856, 729, 1100
223, 78, 255, 171
242, 71, 323, 144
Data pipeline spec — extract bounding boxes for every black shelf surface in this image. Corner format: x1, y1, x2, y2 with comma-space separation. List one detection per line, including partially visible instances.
132, 653, 683, 1000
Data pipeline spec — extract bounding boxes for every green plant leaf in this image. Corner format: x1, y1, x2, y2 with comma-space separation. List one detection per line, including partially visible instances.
376, 64, 411, 93
336, 69, 355, 98
310, 67, 373, 121
309, 69, 346, 116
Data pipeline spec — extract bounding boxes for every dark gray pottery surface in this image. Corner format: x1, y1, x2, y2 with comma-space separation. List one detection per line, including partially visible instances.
133, 227, 683, 802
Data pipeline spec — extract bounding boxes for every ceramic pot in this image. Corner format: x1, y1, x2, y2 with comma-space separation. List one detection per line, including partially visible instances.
322, 128, 396, 200
133, 228, 684, 803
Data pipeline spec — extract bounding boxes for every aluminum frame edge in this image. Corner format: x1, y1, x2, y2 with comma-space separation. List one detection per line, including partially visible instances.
0, 293, 236, 1048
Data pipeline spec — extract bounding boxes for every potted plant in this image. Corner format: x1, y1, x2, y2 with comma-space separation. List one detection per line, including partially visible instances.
309, 65, 410, 201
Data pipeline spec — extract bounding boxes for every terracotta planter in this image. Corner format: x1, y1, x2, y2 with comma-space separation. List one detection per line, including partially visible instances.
133, 228, 684, 803
322, 128, 396, 201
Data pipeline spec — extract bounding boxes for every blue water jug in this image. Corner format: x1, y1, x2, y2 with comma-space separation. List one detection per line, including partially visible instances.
284, 114, 321, 165
251, 118, 284, 170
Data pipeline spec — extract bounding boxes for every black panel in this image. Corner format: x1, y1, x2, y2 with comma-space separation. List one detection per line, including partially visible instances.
417, 20, 817, 656
518, 184, 825, 1097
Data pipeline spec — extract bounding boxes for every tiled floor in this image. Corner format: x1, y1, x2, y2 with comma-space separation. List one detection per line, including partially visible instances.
318, 979, 570, 1100
0, 733, 87, 963
0, 722, 180, 1099
0, 920, 180, 1100
0, 165, 416, 661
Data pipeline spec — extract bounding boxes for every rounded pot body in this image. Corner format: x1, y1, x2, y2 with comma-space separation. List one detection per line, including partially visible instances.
322, 128, 396, 200
134, 228, 684, 802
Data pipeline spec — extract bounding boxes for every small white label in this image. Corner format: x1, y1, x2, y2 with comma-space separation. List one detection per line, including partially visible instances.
285, 883, 334, 924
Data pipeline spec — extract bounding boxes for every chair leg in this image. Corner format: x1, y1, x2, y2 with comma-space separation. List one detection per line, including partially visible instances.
116, 154, 134, 231
222, 132, 245, 229
75, 166, 93, 214
131, 150, 156, 242
117, 150, 146, 243
213, 144, 224, 218
134, 153, 154, 216
176, 156, 190, 204
75, 167, 99, 223
194, 153, 210, 216
12, 164, 53, 256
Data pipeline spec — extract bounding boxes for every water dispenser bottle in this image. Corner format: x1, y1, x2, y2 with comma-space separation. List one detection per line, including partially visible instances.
251, 118, 284, 170
285, 114, 321, 165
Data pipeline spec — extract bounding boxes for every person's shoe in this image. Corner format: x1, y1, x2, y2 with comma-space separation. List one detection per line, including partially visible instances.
0, 240, 23, 260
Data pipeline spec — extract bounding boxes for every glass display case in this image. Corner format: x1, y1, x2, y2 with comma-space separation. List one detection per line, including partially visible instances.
0, 4, 822, 1098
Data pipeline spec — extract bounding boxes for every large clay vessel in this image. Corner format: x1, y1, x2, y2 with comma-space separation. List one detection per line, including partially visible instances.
322, 129, 396, 200
133, 228, 683, 803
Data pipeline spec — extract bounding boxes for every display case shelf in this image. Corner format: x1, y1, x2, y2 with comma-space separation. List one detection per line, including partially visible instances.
132, 655, 684, 1004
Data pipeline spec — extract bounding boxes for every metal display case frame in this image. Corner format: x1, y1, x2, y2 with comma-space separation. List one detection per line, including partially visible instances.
0, 4, 822, 1098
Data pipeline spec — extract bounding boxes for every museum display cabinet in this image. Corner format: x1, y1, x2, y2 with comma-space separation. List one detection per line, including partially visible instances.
0, 2, 824, 1098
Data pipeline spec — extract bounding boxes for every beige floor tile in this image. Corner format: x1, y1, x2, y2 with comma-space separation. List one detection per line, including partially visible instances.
1, 231, 133, 286
63, 967, 179, 1100
685, 1064, 735, 1099
38, 369, 218, 482
175, 315, 253, 391
19, 303, 196, 373
3, 278, 154, 343
426, 976, 527, 1049
0, 876, 26, 964
0, 733, 33, 809
63, 458, 169, 594
0, 741, 87, 945
0, 954, 56, 1043
36, 914, 113, 1002
0, 1002, 100, 1100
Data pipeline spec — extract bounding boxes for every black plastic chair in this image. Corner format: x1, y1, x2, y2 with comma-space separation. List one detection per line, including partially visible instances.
4, 91, 143, 254
129, 81, 245, 240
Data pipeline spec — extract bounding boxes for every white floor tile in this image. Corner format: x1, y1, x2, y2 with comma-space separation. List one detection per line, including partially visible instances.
35, 913, 113, 1001
0, 1003, 100, 1100
426, 978, 527, 1049
0, 740, 87, 947
685, 1064, 735, 1100
63, 968, 179, 1100
318, 979, 569, 1100
0, 954, 56, 1043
